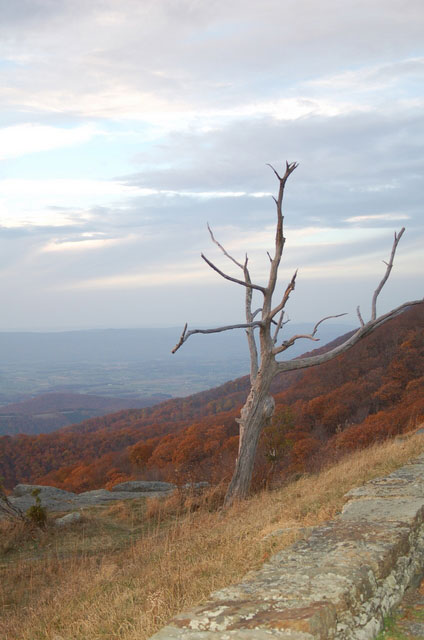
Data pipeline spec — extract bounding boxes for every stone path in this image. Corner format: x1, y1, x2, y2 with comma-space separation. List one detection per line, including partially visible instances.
378, 578, 424, 639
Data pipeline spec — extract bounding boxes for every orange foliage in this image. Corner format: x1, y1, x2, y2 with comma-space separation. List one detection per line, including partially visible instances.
0, 304, 422, 491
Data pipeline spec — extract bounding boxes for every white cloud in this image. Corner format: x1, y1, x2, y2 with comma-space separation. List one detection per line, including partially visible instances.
0, 201, 83, 228
0, 123, 102, 159
223, 226, 391, 255
61, 262, 213, 290
41, 234, 135, 252
0, 178, 140, 228
308, 57, 424, 93
345, 214, 410, 223
0, 178, 138, 199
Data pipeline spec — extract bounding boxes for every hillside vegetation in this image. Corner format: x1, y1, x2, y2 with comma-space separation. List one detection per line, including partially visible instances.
0, 392, 169, 437
0, 303, 422, 492
1, 432, 424, 640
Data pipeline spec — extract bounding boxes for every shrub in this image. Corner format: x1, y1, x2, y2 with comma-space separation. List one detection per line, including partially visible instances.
26, 489, 47, 528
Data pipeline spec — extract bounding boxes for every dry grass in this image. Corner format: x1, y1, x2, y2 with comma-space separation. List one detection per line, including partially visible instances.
1, 431, 424, 640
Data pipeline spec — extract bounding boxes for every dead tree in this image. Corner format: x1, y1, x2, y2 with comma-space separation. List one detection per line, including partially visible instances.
172, 162, 423, 507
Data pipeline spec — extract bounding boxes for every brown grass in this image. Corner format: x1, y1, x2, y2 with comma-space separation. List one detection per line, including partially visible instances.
1, 431, 424, 640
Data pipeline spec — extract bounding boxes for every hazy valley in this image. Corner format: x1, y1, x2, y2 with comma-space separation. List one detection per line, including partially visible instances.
0, 323, 354, 436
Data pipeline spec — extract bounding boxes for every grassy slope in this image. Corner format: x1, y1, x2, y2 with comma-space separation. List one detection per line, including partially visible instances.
1, 428, 424, 640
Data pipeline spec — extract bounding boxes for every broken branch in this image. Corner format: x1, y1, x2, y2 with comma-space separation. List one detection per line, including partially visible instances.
371, 228, 405, 320
172, 321, 262, 354
201, 253, 266, 293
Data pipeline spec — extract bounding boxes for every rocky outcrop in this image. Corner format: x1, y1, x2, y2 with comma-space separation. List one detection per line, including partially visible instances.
149, 456, 424, 640
6, 482, 175, 513
12, 484, 76, 498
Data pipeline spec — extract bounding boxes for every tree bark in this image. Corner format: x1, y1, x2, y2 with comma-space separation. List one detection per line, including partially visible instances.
225, 356, 277, 506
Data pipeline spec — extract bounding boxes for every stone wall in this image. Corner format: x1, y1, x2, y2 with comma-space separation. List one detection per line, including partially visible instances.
149, 455, 424, 639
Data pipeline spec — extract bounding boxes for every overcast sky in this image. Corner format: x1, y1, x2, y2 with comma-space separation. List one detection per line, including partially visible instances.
0, 0, 422, 333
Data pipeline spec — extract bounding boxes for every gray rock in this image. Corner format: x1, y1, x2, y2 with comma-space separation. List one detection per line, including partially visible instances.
12, 484, 76, 498
3, 481, 176, 517
111, 480, 175, 493
55, 512, 82, 527
9, 485, 77, 512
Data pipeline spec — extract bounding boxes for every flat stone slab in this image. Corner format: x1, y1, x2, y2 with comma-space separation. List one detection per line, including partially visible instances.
341, 497, 424, 524
6, 483, 175, 513
149, 454, 424, 640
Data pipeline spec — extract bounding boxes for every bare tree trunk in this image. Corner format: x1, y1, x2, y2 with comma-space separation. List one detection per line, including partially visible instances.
225, 360, 276, 505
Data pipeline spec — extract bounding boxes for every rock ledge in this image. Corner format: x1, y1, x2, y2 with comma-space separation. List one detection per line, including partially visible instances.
149, 455, 424, 640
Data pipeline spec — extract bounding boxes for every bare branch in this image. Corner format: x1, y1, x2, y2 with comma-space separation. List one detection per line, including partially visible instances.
204, 224, 260, 380
171, 322, 188, 354
267, 251, 273, 263
272, 310, 285, 343
273, 312, 348, 355
201, 253, 266, 293
357, 305, 365, 327
269, 270, 298, 319
251, 308, 262, 319
207, 223, 244, 270
263, 162, 298, 310
273, 334, 319, 355
266, 163, 282, 181
371, 227, 405, 320
242, 257, 259, 381
276, 299, 423, 371
311, 313, 348, 336
172, 321, 262, 354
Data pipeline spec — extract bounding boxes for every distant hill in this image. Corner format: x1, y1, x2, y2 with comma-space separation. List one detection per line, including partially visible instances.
0, 392, 170, 436
0, 325, 355, 365
0, 304, 422, 491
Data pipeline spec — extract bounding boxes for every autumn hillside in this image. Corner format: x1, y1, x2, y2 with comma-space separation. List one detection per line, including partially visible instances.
0, 392, 170, 437
0, 303, 423, 492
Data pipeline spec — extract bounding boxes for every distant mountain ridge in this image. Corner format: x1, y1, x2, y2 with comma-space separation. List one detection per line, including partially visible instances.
0, 392, 170, 436
0, 324, 355, 364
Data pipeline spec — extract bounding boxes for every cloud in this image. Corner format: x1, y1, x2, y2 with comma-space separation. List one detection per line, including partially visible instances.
345, 214, 410, 223
308, 57, 424, 93
58, 260, 213, 290
0, 123, 102, 159
0, 179, 142, 228
41, 234, 135, 253
1, 1, 423, 120
0, 0, 422, 330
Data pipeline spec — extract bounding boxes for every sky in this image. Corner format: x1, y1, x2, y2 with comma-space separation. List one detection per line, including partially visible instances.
0, 0, 422, 333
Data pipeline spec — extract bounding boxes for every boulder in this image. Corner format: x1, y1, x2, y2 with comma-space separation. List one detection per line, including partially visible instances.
9, 484, 77, 512
55, 512, 82, 527
111, 481, 175, 493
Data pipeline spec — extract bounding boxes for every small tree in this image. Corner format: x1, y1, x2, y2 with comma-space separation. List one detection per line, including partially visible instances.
172, 162, 422, 506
